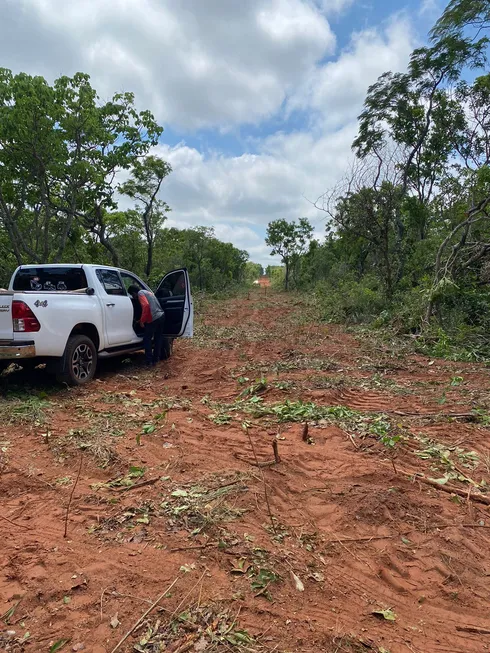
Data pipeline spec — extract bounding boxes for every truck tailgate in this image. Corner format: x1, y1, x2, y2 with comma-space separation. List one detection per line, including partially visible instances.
0, 292, 13, 341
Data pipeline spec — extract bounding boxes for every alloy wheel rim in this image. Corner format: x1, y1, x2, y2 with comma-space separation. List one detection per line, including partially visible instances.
72, 343, 93, 380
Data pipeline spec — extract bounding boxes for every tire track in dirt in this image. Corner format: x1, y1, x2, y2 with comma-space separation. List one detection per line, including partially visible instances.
1, 292, 490, 652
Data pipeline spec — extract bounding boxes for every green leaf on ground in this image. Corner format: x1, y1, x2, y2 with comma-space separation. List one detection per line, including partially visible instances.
372, 609, 397, 621
50, 640, 70, 653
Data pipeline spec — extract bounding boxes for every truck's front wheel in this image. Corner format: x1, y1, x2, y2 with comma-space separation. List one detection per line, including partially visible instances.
57, 335, 97, 386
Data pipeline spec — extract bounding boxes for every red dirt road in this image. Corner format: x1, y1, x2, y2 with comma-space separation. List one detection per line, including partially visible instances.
1, 292, 490, 653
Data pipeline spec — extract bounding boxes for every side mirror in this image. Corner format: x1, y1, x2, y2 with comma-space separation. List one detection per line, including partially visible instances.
86, 287, 95, 296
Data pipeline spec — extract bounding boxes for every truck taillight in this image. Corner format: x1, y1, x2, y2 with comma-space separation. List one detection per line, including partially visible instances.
12, 300, 41, 332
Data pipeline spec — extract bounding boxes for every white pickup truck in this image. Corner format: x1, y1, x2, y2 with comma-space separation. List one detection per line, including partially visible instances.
0, 264, 193, 385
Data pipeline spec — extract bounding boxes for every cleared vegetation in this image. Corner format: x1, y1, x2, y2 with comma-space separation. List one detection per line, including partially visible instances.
1, 289, 489, 653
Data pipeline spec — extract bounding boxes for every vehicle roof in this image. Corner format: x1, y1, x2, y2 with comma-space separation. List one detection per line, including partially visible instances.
18, 264, 111, 269
14, 264, 149, 286
16, 264, 137, 273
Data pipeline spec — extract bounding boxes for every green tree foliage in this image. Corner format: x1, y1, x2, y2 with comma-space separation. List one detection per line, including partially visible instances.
244, 262, 264, 284
0, 69, 163, 266
119, 155, 172, 278
288, 1, 490, 357
265, 218, 314, 290
0, 68, 250, 294
148, 227, 248, 292
431, 0, 490, 40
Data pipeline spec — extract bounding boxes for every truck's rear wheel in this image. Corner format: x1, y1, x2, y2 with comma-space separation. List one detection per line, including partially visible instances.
57, 335, 97, 385
160, 337, 173, 361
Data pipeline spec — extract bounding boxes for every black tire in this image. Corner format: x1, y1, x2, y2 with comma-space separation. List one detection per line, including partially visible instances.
56, 335, 97, 386
160, 337, 173, 361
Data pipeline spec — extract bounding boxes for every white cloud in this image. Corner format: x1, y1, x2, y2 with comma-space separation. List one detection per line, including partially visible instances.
287, 16, 416, 129
153, 122, 360, 265
4, 0, 335, 129
150, 18, 416, 265
0, 2, 418, 266
418, 0, 441, 17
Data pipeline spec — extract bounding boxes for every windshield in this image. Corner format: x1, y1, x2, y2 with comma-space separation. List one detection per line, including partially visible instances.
12, 267, 88, 292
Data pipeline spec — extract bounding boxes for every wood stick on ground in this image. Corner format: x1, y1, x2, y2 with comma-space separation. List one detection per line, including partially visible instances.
272, 439, 281, 464
117, 478, 160, 493
100, 586, 109, 623
164, 570, 207, 624
404, 472, 490, 506
0, 514, 32, 531
245, 427, 276, 534
462, 523, 490, 528
170, 542, 217, 553
302, 422, 309, 442
456, 626, 490, 635
326, 535, 393, 544
234, 453, 276, 467
348, 433, 358, 450
64, 451, 83, 538
109, 575, 180, 653
391, 455, 397, 475
452, 464, 479, 487
392, 411, 475, 419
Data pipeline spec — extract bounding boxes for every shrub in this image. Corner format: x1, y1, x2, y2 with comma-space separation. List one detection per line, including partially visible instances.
315, 275, 386, 323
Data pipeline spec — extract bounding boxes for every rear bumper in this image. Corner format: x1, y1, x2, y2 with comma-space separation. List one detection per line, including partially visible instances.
0, 340, 36, 360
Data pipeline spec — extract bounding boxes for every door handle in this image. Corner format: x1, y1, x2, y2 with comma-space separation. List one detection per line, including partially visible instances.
106, 303, 115, 307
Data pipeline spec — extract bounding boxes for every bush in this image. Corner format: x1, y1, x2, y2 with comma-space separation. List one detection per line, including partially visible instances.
315, 275, 386, 324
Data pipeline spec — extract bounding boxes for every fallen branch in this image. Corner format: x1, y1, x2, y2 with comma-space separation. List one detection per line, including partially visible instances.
392, 411, 475, 419
456, 625, 490, 635
64, 451, 83, 538
462, 523, 490, 529
234, 453, 276, 467
170, 542, 217, 553
405, 472, 490, 506
326, 535, 393, 544
117, 478, 160, 493
110, 575, 180, 653
347, 433, 359, 450
245, 426, 276, 534
452, 464, 479, 487
0, 514, 32, 531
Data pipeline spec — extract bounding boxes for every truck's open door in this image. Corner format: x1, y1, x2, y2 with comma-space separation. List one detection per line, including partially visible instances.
155, 268, 193, 338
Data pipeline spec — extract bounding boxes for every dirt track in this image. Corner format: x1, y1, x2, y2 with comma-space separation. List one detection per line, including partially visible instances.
1, 291, 490, 653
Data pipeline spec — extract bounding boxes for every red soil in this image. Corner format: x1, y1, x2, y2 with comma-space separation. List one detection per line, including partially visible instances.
1, 292, 490, 652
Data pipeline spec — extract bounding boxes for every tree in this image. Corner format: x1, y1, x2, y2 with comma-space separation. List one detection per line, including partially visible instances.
147, 226, 248, 292
431, 0, 490, 40
244, 262, 264, 284
425, 74, 490, 321
334, 183, 405, 298
119, 155, 172, 278
0, 69, 163, 265
185, 227, 214, 291
265, 218, 313, 290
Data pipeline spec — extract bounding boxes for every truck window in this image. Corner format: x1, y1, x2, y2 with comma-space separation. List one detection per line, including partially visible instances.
156, 270, 186, 298
12, 267, 88, 291
120, 272, 145, 293
96, 269, 126, 296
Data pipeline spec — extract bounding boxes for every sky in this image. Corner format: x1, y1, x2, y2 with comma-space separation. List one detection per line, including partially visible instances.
0, 0, 446, 266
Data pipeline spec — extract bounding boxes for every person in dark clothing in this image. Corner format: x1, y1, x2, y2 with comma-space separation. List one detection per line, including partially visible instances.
128, 285, 165, 366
